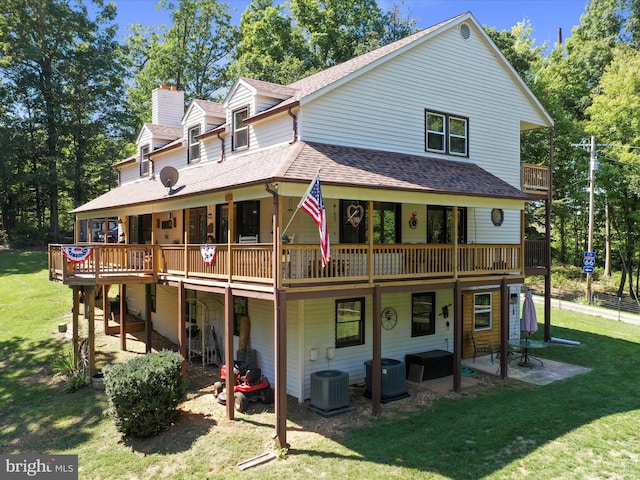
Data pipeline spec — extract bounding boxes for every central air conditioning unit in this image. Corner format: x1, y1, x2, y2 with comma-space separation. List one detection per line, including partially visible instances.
310, 370, 350, 411
364, 358, 409, 403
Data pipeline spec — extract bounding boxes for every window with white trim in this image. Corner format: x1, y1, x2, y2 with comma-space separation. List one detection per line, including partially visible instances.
188, 125, 201, 163
474, 292, 492, 330
336, 297, 365, 348
140, 144, 150, 176
425, 110, 468, 156
232, 106, 249, 151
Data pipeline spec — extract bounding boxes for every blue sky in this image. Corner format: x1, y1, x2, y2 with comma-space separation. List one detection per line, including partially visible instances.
111, 0, 588, 50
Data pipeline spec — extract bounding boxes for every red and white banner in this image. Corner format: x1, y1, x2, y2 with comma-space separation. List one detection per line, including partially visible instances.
200, 245, 217, 266
62, 246, 94, 264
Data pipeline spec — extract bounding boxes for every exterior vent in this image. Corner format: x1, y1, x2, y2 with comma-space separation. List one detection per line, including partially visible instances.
364, 358, 409, 402
459, 23, 471, 41
310, 370, 350, 411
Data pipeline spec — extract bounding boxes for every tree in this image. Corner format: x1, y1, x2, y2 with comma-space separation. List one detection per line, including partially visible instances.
226, 0, 312, 84
585, 45, 640, 296
0, 0, 128, 241
125, 0, 237, 124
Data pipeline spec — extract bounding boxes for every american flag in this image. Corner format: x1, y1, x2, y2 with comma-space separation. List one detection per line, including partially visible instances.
299, 173, 331, 267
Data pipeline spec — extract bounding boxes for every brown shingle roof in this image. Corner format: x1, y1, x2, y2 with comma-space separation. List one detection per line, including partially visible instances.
143, 123, 182, 139
192, 99, 225, 117
72, 141, 526, 214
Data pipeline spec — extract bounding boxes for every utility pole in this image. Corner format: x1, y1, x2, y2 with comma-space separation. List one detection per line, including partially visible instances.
586, 136, 596, 304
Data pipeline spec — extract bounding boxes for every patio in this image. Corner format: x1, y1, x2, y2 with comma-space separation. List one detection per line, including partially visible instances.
463, 353, 592, 386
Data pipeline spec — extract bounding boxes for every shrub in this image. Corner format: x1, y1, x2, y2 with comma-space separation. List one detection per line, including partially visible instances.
50, 347, 88, 393
103, 350, 186, 437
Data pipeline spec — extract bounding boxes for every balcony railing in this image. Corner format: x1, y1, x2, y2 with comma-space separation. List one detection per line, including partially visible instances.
522, 163, 550, 195
50, 242, 535, 287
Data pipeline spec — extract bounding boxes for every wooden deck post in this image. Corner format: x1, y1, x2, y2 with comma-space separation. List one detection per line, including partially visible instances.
453, 280, 462, 393
72, 286, 80, 366
178, 281, 187, 376
500, 278, 509, 379
224, 285, 235, 420
371, 285, 381, 416
119, 284, 127, 351
87, 286, 96, 377
102, 285, 109, 334
145, 284, 152, 353
274, 289, 287, 448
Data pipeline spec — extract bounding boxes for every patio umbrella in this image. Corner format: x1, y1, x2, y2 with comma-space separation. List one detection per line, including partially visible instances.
521, 289, 538, 337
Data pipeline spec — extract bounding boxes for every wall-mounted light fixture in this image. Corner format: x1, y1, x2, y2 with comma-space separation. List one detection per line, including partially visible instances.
326, 347, 335, 359
168, 212, 173, 220
288, 199, 294, 212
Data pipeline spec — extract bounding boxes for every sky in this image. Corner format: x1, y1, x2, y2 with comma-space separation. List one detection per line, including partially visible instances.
109, 0, 589, 50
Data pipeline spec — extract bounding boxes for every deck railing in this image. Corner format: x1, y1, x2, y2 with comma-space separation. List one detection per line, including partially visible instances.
50, 242, 533, 287
49, 244, 155, 284
522, 163, 550, 195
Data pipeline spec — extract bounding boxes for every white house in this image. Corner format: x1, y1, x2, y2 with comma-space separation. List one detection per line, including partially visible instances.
49, 12, 552, 447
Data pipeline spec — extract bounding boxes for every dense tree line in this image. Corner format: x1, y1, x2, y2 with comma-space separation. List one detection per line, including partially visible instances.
2, 0, 640, 296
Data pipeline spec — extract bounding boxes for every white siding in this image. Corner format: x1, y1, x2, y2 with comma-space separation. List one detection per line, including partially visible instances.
299, 23, 543, 189
300, 290, 455, 401
152, 88, 184, 127
153, 284, 180, 342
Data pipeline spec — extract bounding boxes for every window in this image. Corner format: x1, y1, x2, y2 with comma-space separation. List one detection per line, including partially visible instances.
140, 144, 150, 176
188, 125, 201, 162
339, 200, 400, 244
216, 204, 229, 243
236, 201, 259, 239
425, 110, 468, 157
373, 202, 400, 244
474, 292, 492, 330
427, 206, 467, 244
412, 292, 436, 336
335, 297, 365, 348
232, 106, 249, 151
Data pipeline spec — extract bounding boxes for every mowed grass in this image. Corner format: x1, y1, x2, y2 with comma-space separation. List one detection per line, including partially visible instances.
2, 250, 640, 479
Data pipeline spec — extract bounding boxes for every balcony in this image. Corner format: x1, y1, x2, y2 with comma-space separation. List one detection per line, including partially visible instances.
49, 242, 544, 289
522, 163, 550, 196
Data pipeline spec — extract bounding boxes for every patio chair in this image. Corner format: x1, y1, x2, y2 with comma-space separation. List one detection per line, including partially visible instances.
470, 330, 493, 364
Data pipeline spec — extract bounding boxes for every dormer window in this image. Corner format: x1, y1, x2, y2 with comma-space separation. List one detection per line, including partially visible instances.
140, 144, 150, 176
425, 110, 468, 157
232, 106, 249, 151
188, 125, 201, 163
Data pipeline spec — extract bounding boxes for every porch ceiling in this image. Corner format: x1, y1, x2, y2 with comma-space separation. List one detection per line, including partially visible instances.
72, 141, 528, 215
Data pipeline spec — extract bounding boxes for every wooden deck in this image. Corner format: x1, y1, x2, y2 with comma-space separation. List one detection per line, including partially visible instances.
50, 241, 547, 288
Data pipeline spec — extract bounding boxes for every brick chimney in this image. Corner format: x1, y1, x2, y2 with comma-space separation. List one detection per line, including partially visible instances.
152, 84, 184, 127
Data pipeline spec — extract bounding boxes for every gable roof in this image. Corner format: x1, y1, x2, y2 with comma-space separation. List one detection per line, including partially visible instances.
185, 99, 226, 119
250, 12, 552, 127
136, 123, 183, 144
72, 142, 527, 214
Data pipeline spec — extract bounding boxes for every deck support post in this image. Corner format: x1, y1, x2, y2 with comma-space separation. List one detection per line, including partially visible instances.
178, 281, 187, 376
500, 278, 509, 379
119, 284, 127, 351
224, 285, 235, 420
371, 285, 381, 416
145, 284, 152, 353
274, 289, 287, 448
453, 280, 462, 393
72, 286, 80, 367
87, 286, 96, 377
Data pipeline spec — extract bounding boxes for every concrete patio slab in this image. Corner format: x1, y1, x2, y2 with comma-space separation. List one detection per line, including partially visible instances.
463, 353, 592, 386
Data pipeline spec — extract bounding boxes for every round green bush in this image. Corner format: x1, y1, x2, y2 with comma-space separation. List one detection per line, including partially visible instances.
103, 350, 186, 437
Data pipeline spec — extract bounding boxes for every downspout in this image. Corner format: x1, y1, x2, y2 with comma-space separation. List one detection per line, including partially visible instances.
217, 132, 225, 163
287, 107, 298, 143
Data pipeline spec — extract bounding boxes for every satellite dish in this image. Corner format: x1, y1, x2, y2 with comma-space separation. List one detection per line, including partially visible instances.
159, 166, 179, 190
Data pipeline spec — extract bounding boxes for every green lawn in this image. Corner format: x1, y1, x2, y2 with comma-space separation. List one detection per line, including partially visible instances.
2, 250, 640, 479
